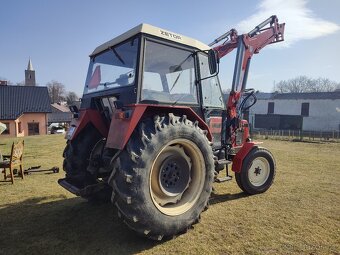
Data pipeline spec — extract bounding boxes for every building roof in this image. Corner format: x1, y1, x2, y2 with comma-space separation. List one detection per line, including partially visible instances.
51, 103, 70, 113
91, 23, 210, 57
256, 92, 340, 100
255, 92, 275, 100
48, 112, 73, 123
0, 86, 52, 120
273, 92, 340, 100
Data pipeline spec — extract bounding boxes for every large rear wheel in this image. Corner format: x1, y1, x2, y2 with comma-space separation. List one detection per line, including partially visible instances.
109, 114, 214, 240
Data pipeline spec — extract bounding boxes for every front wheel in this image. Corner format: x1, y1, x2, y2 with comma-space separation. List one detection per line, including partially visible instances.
235, 147, 276, 195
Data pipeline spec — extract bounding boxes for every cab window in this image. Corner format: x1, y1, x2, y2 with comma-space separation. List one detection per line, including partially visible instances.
199, 53, 224, 108
141, 40, 197, 104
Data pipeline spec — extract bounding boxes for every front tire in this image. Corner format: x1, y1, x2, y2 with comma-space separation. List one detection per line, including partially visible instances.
235, 147, 276, 195
109, 114, 214, 240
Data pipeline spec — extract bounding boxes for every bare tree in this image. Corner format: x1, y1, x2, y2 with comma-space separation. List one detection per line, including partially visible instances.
47, 80, 66, 103
65, 91, 79, 105
313, 78, 339, 92
273, 76, 340, 93
16, 81, 25, 86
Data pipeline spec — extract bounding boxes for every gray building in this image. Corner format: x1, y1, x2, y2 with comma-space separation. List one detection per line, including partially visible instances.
249, 92, 340, 132
47, 103, 73, 124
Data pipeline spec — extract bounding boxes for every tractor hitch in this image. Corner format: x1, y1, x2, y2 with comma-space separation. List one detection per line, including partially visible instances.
12, 166, 60, 175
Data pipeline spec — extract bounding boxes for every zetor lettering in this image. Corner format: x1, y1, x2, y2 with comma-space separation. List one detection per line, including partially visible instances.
160, 30, 182, 40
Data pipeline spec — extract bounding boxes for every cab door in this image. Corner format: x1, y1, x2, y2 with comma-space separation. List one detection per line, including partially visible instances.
198, 53, 225, 147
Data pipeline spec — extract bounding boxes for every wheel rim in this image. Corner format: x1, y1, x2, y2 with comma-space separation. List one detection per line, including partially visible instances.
150, 139, 205, 216
247, 157, 270, 187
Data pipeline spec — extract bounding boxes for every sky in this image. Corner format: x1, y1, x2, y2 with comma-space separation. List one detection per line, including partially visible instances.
1, 0, 339, 96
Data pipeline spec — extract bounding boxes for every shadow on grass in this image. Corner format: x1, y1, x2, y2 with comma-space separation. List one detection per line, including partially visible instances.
0, 196, 156, 255
0, 192, 249, 255
209, 191, 249, 205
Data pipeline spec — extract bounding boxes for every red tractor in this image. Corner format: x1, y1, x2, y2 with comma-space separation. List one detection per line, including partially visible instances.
59, 16, 285, 240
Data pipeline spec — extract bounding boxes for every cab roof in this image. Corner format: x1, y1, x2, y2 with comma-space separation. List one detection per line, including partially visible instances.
90, 23, 210, 57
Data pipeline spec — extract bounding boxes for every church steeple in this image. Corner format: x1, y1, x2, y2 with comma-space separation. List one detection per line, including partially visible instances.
25, 57, 36, 86
27, 58, 34, 71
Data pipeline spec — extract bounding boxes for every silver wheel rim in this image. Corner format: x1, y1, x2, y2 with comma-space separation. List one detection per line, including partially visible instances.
149, 139, 205, 216
248, 157, 270, 187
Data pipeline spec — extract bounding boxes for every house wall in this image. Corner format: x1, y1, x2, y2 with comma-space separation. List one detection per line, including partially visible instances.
0, 113, 48, 138
249, 98, 340, 132
0, 120, 16, 138
17, 113, 48, 136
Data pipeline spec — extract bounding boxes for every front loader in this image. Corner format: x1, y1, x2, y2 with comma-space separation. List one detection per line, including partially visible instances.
59, 16, 285, 240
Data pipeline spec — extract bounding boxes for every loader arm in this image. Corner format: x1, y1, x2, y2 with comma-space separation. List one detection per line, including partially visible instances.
209, 15, 285, 146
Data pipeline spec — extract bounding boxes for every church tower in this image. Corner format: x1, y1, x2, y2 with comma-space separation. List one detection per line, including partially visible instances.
25, 58, 36, 86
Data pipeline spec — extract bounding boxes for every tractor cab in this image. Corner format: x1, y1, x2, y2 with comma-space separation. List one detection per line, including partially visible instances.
80, 24, 224, 143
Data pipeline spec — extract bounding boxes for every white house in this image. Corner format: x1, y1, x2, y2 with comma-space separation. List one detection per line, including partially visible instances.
248, 92, 340, 132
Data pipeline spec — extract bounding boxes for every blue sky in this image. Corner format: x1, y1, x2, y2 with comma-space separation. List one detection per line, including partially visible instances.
1, 0, 339, 95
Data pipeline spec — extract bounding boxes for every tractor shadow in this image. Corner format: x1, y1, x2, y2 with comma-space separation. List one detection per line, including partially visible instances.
0, 192, 249, 254
209, 191, 249, 205
0, 196, 155, 255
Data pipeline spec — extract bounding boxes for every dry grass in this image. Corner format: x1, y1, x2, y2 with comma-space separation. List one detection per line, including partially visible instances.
0, 135, 339, 255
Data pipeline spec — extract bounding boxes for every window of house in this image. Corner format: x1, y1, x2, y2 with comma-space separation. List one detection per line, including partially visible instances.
18, 122, 22, 133
301, 102, 309, 117
1, 122, 10, 135
268, 102, 274, 114
28, 123, 39, 136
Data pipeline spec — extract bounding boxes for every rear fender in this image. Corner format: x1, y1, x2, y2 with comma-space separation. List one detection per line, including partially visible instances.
232, 142, 259, 173
106, 104, 212, 150
66, 109, 109, 141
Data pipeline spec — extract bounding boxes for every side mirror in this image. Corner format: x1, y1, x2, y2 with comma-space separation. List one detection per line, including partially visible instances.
69, 105, 79, 113
208, 49, 219, 75
69, 105, 79, 119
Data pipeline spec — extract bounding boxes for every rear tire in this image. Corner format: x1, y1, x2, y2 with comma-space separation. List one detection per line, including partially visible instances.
235, 147, 276, 195
63, 126, 111, 202
109, 114, 214, 240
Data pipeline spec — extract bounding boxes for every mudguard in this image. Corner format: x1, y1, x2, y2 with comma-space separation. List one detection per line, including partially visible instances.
232, 142, 259, 173
106, 104, 212, 150
66, 109, 109, 141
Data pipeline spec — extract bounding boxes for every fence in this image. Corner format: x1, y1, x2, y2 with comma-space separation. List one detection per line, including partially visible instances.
252, 129, 340, 142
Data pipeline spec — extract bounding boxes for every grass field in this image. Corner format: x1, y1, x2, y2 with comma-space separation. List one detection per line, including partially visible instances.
0, 135, 339, 255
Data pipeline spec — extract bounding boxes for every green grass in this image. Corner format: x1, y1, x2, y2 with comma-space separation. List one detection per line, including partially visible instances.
0, 135, 339, 255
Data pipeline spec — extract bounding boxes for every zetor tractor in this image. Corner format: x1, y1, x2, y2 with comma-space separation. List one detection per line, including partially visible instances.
59, 16, 285, 240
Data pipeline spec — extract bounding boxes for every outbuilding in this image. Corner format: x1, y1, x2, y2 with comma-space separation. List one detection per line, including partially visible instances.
249, 92, 340, 132
0, 86, 52, 137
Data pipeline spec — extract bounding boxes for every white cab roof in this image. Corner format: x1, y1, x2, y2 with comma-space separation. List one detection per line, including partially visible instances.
90, 23, 210, 56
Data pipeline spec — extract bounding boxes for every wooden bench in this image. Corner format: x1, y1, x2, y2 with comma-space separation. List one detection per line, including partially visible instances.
0, 141, 24, 184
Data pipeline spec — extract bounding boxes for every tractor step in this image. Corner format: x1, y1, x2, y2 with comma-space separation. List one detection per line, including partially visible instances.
215, 176, 233, 183
217, 159, 232, 165
58, 178, 81, 196
58, 178, 110, 197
